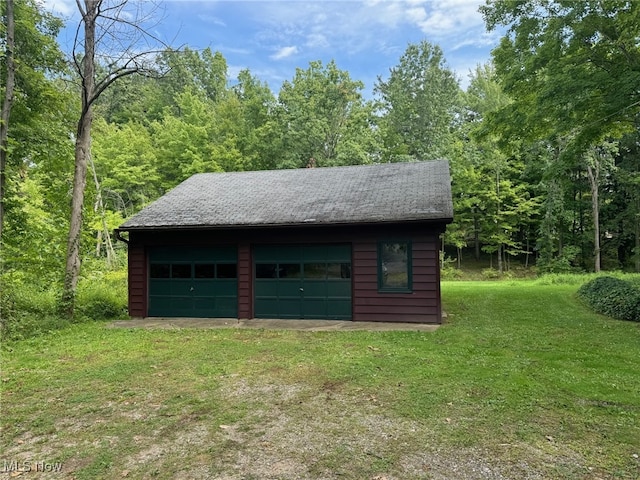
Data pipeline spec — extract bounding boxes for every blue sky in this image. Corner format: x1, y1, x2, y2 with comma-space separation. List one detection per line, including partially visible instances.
44, 0, 501, 97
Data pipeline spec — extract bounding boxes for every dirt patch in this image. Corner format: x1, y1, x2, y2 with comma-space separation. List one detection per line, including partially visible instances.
1, 377, 591, 479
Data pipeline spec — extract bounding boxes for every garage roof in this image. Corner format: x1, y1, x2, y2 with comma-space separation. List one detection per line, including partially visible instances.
119, 160, 453, 230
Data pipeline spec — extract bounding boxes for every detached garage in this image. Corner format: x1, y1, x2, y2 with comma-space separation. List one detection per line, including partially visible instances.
117, 161, 453, 323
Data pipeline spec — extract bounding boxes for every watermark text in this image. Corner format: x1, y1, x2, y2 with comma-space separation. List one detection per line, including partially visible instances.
2, 459, 63, 473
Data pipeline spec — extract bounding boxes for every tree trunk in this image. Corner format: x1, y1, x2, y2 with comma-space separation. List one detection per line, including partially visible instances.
89, 153, 115, 265
635, 204, 640, 273
586, 164, 601, 273
61, 0, 98, 316
635, 222, 640, 273
473, 213, 480, 261
0, 0, 16, 242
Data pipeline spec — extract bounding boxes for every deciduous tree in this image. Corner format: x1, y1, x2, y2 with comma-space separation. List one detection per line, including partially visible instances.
62, 0, 168, 316
375, 41, 460, 162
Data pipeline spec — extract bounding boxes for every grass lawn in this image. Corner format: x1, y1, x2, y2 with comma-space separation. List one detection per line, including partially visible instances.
1, 281, 639, 479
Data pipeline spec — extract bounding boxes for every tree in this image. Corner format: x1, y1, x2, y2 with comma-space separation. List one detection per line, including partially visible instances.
91, 118, 160, 214
1, 0, 66, 241
374, 41, 460, 162
151, 89, 221, 188
481, 0, 640, 158
450, 63, 515, 265
481, 1, 640, 272
0, 0, 15, 242
231, 69, 278, 171
275, 60, 376, 168
62, 0, 168, 316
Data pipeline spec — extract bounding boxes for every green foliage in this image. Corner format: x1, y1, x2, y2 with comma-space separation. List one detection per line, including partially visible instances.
3, 175, 68, 281
91, 118, 161, 213
537, 245, 582, 274
75, 270, 128, 320
0, 272, 66, 341
0, 266, 128, 342
375, 41, 460, 162
577, 276, 640, 321
275, 60, 377, 168
481, 0, 640, 156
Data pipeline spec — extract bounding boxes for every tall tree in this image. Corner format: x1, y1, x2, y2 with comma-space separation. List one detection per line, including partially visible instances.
481, 0, 640, 271
62, 0, 167, 316
0, 0, 15, 241
481, 0, 640, 158
374, 41, 460, 162
1, 0, 66, 242
275, 60, 376, 168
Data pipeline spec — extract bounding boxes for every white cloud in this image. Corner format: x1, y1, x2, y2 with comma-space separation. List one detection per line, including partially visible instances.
41, 0, 75, 16
270, 45, 299, 60
407, 0, 485, 39
306, 33, 330, 49
197, 14, 226, 27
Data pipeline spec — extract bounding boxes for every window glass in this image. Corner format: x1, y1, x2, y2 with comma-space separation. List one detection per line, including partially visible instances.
256, 263, 277, 278
150, 263, 170, 279
279, 263, 301, 278
172, 264, 192, 279
304, 263, 326, 279
217, 263, 237, 279
194, 264, 216, 279
327, 263, 351, 279
380, 242, 409, 290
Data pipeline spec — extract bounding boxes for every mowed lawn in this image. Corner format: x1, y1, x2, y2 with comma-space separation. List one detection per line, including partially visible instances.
1, 281, 639, 479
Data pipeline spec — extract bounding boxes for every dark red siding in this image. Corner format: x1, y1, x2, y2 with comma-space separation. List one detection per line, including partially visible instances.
352, 236, 441, 323
128, 244, 147, 317
125, 223, 446, 323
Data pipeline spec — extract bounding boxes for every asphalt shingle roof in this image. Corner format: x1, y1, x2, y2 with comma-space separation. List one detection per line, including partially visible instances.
119, 161, 453, 230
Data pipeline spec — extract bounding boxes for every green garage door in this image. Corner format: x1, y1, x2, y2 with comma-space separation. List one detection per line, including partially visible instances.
254, 245, 352, 320
148, 247, 237, 318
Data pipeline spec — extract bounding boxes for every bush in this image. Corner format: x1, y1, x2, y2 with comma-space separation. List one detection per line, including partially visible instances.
1, 266, 128, 342
577, 276, 640, 322
0, 272, 68, 341
76, 269, 127, 320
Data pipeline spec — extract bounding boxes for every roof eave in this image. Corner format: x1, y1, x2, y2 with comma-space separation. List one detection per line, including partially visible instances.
117, 216, 454, 233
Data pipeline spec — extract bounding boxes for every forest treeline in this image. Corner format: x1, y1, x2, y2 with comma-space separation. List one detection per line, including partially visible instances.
1, 0, 639, 306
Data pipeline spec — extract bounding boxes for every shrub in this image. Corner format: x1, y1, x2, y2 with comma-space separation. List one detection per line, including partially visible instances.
0, 272, 67, 341
76, 270, 127, 320
577, 276, 640, 322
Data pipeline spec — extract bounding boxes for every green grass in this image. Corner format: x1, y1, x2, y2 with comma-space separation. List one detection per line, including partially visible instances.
1, 280, 639, 479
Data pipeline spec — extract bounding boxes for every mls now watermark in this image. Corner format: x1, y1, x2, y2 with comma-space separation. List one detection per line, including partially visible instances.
3, 459, 63, 473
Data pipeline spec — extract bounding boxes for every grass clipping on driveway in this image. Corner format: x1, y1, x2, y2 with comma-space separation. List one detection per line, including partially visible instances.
2, 282, 640, 479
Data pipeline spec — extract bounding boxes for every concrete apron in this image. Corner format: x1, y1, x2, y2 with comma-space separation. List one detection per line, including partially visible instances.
109, 318, 441, 332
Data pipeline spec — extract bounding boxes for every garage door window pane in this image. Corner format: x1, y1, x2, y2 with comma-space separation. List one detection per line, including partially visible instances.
172, 264, 192, 278
150, 263, 170, 278
256, 263, 277, 278
279, 263, 301, 278
217, 263, 237, 278
328, 263, 351, 279
194, 264, 215, 278
304, 263, 326, 279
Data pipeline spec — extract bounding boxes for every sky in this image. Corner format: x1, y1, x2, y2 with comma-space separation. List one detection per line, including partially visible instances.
42, 0, 502, 97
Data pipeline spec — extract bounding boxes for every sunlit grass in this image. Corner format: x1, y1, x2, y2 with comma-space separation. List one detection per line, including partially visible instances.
2, 280, 639, 479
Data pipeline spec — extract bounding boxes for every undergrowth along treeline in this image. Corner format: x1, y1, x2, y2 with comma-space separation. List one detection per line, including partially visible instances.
0, 257, 128, 341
